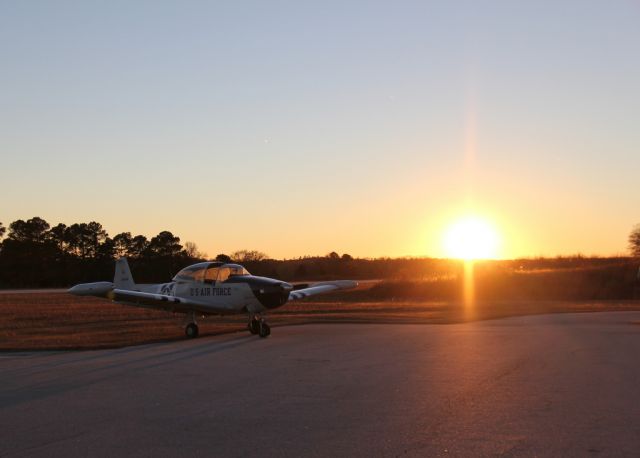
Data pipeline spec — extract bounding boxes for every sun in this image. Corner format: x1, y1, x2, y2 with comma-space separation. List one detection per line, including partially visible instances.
442, 216, 500, 260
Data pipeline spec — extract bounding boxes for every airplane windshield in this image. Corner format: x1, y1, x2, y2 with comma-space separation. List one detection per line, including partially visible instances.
217, 267, 232, 283
217, 265, 250, 282
228, 265, 250, 276
173, 262, 249, 283
204, 267, 219, 284
173, 265, 206, 282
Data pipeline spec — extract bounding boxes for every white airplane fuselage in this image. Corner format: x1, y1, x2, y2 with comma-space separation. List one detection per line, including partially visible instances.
69, 258, 356, 338
69, 275, 291, 316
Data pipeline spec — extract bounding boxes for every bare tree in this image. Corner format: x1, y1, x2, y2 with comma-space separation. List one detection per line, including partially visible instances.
231, 250, 268, 263
184, 241, 206, 260
630, 224, 640, 257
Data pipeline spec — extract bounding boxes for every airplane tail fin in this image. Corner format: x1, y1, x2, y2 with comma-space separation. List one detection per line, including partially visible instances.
114, 258, 136, 290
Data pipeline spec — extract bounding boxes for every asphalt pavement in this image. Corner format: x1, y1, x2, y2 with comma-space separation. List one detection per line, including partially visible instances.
2, 312, 640, 457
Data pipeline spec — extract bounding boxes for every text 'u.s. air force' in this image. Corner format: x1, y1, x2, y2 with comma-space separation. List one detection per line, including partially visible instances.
190, 287, 231, 297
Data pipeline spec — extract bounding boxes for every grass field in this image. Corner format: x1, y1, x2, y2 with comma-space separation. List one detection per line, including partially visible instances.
2, 291, 640, 351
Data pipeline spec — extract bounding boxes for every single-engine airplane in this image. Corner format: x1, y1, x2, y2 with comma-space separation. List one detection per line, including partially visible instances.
68, 258, 357, 338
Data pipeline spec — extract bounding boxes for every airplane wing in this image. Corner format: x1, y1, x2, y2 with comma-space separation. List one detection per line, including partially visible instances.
111, 289, 221, 315
288, 280, 358, 301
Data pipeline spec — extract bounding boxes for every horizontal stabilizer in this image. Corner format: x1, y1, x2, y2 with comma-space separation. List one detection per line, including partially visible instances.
68, 281, 114, 297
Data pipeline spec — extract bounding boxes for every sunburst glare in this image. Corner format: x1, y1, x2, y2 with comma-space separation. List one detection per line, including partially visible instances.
443, 216, 501, 260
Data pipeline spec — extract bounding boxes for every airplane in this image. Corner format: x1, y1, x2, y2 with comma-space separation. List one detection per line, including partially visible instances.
68, 258, 357, 338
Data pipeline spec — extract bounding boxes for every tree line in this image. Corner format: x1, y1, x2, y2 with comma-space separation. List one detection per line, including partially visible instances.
1, 217, 639, 289
0, 217, 203, 287
0, 217, 360, 288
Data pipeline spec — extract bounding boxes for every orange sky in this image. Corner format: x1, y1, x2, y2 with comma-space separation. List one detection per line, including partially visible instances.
2, 2, 639, 259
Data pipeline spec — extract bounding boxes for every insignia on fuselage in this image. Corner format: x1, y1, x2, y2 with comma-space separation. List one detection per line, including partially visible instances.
189, 287, 231, 297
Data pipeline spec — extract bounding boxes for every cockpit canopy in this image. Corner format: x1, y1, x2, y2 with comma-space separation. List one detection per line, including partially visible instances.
173, 262, 250, 283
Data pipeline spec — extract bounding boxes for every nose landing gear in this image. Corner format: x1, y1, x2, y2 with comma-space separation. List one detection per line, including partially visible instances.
248, 316, 271, 338
259, 321, 271, 338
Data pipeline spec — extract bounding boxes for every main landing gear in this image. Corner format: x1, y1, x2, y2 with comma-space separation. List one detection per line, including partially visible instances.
248, 316, 271, 338
185, 323, 199, 338
184, 311, 199, 338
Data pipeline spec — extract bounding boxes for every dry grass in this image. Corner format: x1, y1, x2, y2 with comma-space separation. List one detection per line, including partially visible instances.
2, 292, 640, 351
0, 293, 249, 351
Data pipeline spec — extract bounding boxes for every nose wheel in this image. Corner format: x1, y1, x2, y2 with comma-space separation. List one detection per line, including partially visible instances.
259, 322, 271, 338
248, 316, 271, 338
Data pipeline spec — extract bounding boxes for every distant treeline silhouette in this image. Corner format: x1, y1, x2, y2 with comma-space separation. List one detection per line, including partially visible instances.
1, 218, 639, 299
0, 216, 396, 287
0, 217, 204, 287
334, 261, 640, 302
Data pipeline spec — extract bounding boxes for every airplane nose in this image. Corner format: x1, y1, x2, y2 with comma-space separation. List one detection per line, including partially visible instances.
277, 282, 293, 304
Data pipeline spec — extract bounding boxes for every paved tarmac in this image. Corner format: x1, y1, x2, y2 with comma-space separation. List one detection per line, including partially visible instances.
2, 312, 640, 457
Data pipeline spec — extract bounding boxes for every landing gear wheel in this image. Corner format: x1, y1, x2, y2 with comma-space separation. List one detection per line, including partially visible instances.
185, 323, 199, 338
259, 322, 271, 338
248, 319, 260, 335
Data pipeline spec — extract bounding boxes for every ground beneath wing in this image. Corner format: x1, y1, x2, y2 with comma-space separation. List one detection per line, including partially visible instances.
112, 289, 222, 315
288, 280, 358, 301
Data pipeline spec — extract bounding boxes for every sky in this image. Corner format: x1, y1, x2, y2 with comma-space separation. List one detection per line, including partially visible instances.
1, 1, 639, 259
